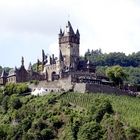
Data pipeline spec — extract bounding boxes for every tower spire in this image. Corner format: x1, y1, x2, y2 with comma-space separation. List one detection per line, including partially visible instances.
21, 56, 24, 66
59, 50, 63, 62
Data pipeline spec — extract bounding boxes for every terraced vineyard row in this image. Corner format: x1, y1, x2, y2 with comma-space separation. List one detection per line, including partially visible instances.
60, 92, 140, 128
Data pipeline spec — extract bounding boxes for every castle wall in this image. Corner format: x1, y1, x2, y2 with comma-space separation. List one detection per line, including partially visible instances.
74, 83, 130, 95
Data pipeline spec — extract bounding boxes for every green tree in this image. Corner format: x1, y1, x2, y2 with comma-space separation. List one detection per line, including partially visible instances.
106, 65, 128, 86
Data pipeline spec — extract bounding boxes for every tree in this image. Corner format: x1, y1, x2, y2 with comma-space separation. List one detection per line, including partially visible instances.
106, 66, 128, 86
77, 121, 102, 140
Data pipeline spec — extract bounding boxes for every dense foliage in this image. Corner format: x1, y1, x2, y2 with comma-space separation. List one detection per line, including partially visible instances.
84, 49, 140, 67
0, 84, 140, 139
106, 65, 128, 86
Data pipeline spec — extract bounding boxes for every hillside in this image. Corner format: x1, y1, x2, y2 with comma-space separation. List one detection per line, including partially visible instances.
0, 84, 140, 139
61, 92, 140, 128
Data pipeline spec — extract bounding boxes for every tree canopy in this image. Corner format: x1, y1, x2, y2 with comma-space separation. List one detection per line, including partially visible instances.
84, 49, 140, 67
106, 65, 128, 86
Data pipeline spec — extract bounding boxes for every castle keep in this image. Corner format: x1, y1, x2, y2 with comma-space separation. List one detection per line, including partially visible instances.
37, 21, 96, 82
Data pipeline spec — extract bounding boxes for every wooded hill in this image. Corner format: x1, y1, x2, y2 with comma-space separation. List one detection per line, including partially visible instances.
0, 83, 140, 139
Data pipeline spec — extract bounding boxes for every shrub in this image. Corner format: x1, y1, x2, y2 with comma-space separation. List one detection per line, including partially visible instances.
88, 98, 113, 122
3, 83, 30, 95
10, 97, 22, 110
1, 95, 9, 113
41, 128, 54, 139
77, 121, 102, 140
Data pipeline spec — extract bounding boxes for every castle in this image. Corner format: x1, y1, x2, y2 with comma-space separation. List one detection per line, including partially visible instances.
0, 21, 110, 89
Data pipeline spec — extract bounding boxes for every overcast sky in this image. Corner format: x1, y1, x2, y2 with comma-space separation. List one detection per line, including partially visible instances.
0, 0, 140, 68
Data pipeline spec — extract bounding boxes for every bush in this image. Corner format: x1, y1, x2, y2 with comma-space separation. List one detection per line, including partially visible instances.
10, 97, 22, 110
88, 98, 113, 122
77, 121, 102, 140
41, 128, 54, 139
2, 95, 9, 113
3, 83, 29, 95
21, 118, 32, 132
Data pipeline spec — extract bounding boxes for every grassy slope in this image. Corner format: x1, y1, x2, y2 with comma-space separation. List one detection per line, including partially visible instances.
60, 92, 140, 128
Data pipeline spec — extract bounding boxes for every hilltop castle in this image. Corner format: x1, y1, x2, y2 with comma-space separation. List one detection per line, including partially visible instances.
0, 21, 97, 85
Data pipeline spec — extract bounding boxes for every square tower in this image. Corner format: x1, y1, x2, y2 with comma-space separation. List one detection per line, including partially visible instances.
59, 21, 80, 71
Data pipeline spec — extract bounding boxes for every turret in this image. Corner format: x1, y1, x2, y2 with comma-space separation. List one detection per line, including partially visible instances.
1, 69, 7, 78
59, 28, 63, 38
21, 56, 24, 67
76, 29, 80, 38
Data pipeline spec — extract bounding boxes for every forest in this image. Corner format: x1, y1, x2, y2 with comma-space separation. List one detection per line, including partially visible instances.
84, 49, 140, 67
83, 49, 140, 85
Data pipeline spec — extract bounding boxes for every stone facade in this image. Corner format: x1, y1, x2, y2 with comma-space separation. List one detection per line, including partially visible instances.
0, 57, 45, 85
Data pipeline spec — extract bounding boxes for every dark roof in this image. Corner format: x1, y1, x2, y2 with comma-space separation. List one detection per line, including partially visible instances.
64, 21, 75, 36
1, 70, 8, 78
76, 29, 80, 37
59, 50, 64, 61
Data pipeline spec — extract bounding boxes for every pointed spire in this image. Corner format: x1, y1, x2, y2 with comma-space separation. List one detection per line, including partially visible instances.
64, 21, 75, 35
60, 28, 62, 34
36, 59, 40, 72
59, 28, 64, 39
21, 56, 24, 66
42, 49, 45, 61
68, 21, 74, 34
59, 50, 63, 61
76, 29, 80, 37
50, 56, 52, 64
1, 69, 7, 78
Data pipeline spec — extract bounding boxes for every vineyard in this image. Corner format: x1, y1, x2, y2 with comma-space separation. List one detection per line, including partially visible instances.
60, 92, 140, 128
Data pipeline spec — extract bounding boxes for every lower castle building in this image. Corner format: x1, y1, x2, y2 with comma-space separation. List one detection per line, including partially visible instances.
0, 57, 45, 85
0, 21, 109, 86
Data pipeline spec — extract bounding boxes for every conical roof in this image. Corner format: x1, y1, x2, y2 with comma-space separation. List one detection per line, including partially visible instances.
76, 29, 80, 37
1, 69, 7, 78
64, 21, 75, 35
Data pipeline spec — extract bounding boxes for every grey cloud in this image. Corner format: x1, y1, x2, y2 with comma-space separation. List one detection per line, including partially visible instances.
0, 3, 70, 36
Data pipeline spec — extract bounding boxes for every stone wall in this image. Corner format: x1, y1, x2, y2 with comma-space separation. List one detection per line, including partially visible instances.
74, 83, 130, 95
59, 76, 73, 91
